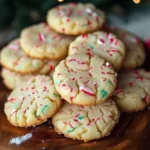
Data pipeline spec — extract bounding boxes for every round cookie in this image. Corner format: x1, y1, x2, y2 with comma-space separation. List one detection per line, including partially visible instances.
4, 75, 62, 127
0, 39, 44, 74
53, 53, 117, 106
47, 3, 105, 35
69, 31, 125, 71
1, 68, 34, 90
113, 69, 150, 112
103, 25, 145, 69
52, 99, 120, 142
1, 60, 59, 90
20, 23, 74, 60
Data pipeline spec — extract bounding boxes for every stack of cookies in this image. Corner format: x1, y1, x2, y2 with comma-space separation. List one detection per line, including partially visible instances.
1, 3, 150, 142
0, 23, 74, 90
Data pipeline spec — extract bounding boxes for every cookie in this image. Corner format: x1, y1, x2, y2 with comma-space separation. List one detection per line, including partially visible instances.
20, 23, 74, 60
0, 39, 44, 74
1, 68, 34, 90
113, 69, 150, 112
103, 25, 145, 69
69, 31, 125, 71
52, 100, 120, 142
4, 75, 62, 127
1, 60, 59, 90
53, 53, 117, 106
47, 3, 105, 35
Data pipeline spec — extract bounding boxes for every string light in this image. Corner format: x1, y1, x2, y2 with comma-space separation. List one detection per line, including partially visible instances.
133, 0, 140, 4
57, 0, 64, 2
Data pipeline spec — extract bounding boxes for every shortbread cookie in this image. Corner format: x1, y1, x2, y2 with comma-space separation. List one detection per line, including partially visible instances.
69, 31, 125, 71
1, 68, 34, 90
52, 100, 120, 142
53, 53, 117, 106
0, 39, 44, 74
113, 69, 150, 112
21, 23, 74, 60
4, 75, 62, 127
47, 3, 105, 35
1, 60, 59, 90
103, 25, 145, 69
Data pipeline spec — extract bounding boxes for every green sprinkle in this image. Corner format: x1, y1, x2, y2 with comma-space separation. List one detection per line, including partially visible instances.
34, 111, 38, 117
32, 60, 41, 68
55, 80, 60, 85
47, 38, 52, 42
53, 93, 58, 97
78, 116, 84, 120
90, 44, 94, 49
67, 127, 76, 133
108, 80, 113, 86
16, 116, 20, 120
42, 105, 48, 114
100, 90, 108, 98
13, 103, 19, 109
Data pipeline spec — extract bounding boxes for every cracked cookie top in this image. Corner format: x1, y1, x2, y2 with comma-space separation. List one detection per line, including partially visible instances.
69, 31, 125, 71
47, 3, 105, 35
103, 25, 145, 69
4, 75, 62, 127
52, 100, 120, 142
20, 23, 74, 60
0, 39, 44, 74
53, 53, 117, 106
113, 69, 150, 112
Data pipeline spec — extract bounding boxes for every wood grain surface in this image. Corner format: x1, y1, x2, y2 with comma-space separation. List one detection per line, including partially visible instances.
0, 41, 150, 150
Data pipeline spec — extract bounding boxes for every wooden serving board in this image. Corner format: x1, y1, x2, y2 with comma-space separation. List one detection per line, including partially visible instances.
0, 46, 150, 150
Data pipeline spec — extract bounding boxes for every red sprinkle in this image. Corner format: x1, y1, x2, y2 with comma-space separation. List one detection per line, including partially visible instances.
72, 77, 75, 80
69, 85, 73, 92
128, 82, 133, 87
10, 110, 17, 117
82, 34, 88, 38
80, 89, 95, 97
115, 40, 119, 45
116, 88, 122, 95
144, 94, 149, 103
101, 72, 105, 74
87, 19, 92, 26
84, 80, 90, 84
66, 18, 70, 22
8, 98, 16, 102
109, 115, 113, 119
99, 39, 105, 44
72, 46, 77, 49
69, 123, 73, 128
75, 114, 80, 117
134, 71, 139, 75
136, 76, 144, 80
86, 51, 93, 57
61, 28, 65, 32
63, 121, 67, 125
110, 49, 119, 53
73, 119, 79, 122
38, 33, 45, 42
49, 64, 54, 71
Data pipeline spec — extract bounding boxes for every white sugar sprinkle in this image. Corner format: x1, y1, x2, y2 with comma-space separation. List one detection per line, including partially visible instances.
106, 62, 110, 67
9, 133, 32, 145
85, 8, 92, 14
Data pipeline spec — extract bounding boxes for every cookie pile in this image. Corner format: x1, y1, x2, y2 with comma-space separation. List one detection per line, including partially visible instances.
0, 23, 74, 90
1, 3, 150, 142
